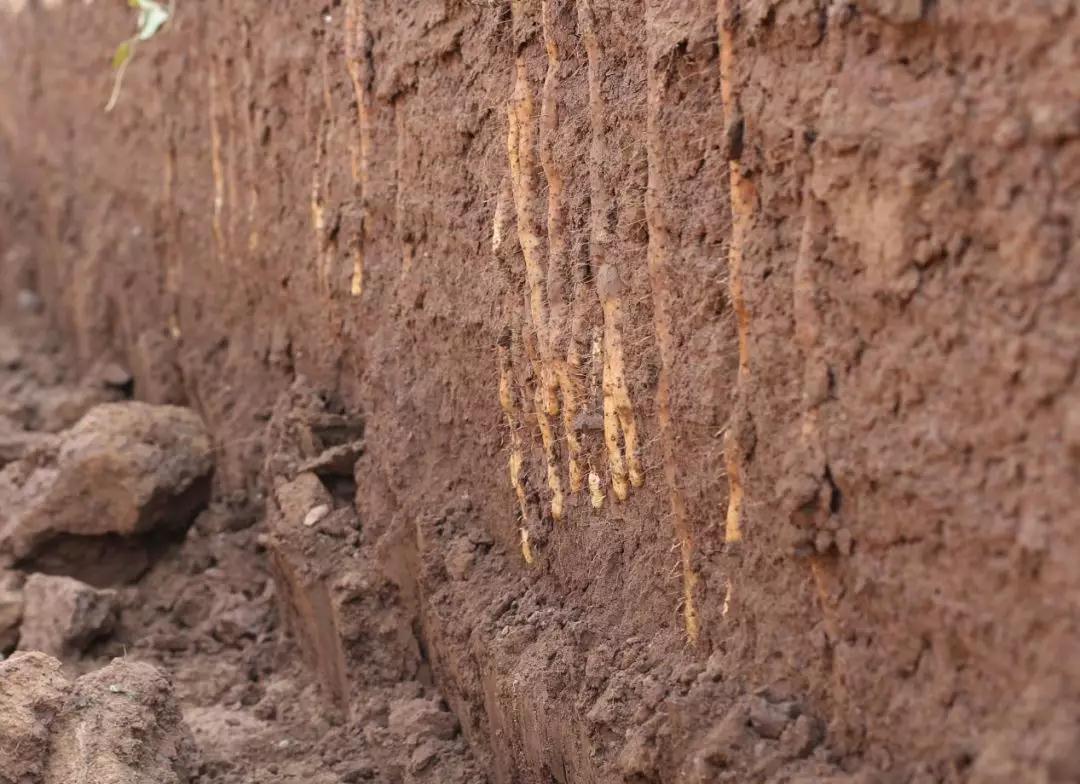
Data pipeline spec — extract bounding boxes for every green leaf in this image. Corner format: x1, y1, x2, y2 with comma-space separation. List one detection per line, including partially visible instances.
135, 0, 169, 41
112, 40, 133, 70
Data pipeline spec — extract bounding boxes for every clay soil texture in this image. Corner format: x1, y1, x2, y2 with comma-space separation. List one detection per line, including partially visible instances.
1, 0, 1080, 783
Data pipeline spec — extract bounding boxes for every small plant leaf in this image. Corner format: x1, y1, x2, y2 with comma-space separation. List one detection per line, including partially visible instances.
136, 0, 169, 41
112, 40, 133, 70
107, 0, 173, 112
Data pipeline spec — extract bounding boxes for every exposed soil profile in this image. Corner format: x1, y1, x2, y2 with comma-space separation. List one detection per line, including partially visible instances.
1, 1, 1079, 782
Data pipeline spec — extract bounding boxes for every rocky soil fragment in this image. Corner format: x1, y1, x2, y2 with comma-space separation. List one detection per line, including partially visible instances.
0, 652, 200, 784
18, 573, 117, 658
43, 658, 199, 784
0, 651, 69, 784
0, 402, 213, 579
388, 696, 460, 745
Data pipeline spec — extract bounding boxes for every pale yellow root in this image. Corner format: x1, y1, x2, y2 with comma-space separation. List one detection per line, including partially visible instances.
498, 346, 516, 418
208, 63, 226, 266
538, 0, 565, 336
491, 176, 514, 256
503, 426, 529, 514
579, 1, 644, 502
310, 123, 328, 293
602, 384, 629, 501
619, 402, 644, 490
318, 46, 337, 294
644, 48, 701, 643
507, 54, 557, 416
503, 0, 574, 527
350, 248, 364, 297
519, 525, 535, 565
723, 429, 744, 543
539, 0, 584, 494
598, 265, 644, 501
345, 0, 371, 297
581, 0, 625, 502
588, 469, 605, 510
534, 385, 565, 522
500, 344, 535, 564
520, 327, 566, 522
558, 364, 584, 492
509, 447, 534, 565
240, 27, 260, 255
717, 0, 754, 544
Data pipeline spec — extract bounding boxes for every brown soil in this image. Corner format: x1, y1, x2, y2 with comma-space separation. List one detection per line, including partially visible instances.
0, 315, 485, 783
1, 0, 1079, 782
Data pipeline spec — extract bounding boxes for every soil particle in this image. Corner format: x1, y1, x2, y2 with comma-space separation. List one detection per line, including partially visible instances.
302, 503, 331, 528
273, 472, 334, 530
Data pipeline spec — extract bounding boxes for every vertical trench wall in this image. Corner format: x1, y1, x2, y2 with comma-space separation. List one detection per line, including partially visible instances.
2, 0, 1079, 781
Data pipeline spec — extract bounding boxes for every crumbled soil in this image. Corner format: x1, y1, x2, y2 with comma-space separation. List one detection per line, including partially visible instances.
0, 316, 485, 784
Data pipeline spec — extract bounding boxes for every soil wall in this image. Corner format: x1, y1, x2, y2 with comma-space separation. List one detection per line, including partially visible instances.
2, 1, 1079, 781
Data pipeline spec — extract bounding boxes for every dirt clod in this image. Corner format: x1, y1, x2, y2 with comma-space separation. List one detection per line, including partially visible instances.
0, 652, 69, 784
18, 573, 117, 658
389, 697, 460, 744
0, 402, 213, 577
44, 658, 198, 784
749, 697, 795, 740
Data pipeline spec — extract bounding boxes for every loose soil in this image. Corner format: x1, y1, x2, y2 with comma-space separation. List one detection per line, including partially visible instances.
1, 313, 485, 783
